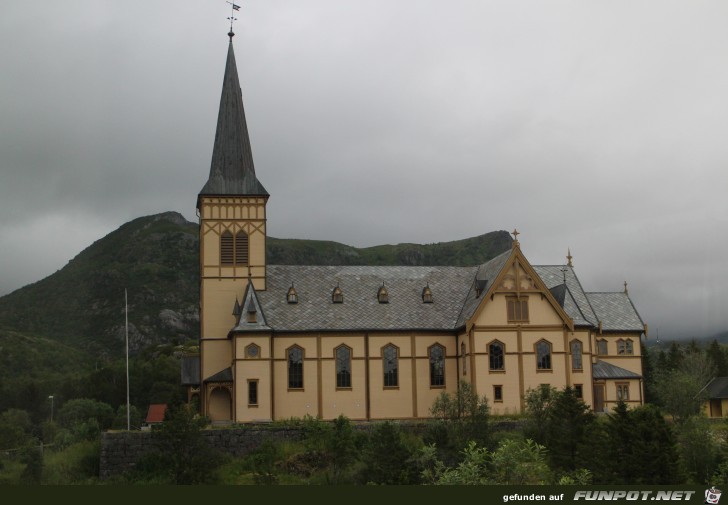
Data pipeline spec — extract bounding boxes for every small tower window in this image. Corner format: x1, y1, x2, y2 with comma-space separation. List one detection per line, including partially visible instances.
377, 284, 389, 304
287, 285, 298, 304
422, 285, 433, 304
332, 285, 343, 304
245, 343, 260, 359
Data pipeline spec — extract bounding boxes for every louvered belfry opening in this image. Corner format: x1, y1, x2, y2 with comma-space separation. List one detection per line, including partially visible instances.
220, 231, 234, 264
235, 230, 249, 265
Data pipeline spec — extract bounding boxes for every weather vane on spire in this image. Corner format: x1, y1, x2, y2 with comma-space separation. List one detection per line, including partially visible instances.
227, 1, 241, 37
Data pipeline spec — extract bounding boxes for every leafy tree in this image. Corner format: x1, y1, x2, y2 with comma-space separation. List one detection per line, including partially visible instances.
430, 380, 490, 450
19, 440, 43, 485
146, 403, 223, 484
667, 341, 684, 371
325, 415, 359, 484
359, 421, 420, 484
676, 415, 723, 484
654, 351, 715, 423
523, 384, 557, 445
0, 409, 33, 450
490, 438, 552, 485
57, 398, 114, 430
421, 438, 551, 485
707, 340, 728, 377
641, 342, 658, 404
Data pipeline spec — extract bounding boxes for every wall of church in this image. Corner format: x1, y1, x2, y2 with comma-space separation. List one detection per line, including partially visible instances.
201, 279, 243, 338
201, 339, 232, 381
592, 332, 643, 375
234, 334, 272, 422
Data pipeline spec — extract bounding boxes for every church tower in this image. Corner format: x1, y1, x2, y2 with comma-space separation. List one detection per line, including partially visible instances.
197, 31, 268, 421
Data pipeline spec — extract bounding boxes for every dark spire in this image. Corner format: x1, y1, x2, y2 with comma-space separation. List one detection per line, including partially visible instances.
199, 38, 268, 201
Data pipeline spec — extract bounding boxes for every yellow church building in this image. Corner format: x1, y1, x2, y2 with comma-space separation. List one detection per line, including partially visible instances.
186, 33, 648, 423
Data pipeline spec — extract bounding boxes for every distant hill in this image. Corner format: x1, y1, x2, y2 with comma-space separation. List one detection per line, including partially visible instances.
0, 212, 512, 357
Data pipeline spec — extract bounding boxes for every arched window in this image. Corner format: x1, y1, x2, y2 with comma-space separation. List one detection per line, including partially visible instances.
489, 341, 505, 371
461, 342, 467, 375
571, 340, 583, 370
536, 340, 552, 370
335, 345, 352, 388
625, 339, 634, 355
220, 231, 234, 265
235, 230, 249, 265
597, 339, 608, 355
429, 344, 445, 387
383, 345, 398, 387
287, 346, 303, 389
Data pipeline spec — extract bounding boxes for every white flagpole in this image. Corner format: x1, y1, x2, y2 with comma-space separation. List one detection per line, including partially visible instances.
125, 288, 130, 430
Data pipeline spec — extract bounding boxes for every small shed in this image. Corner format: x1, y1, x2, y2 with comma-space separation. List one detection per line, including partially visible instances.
702, 378, 728, 418
145, 403, 168, 425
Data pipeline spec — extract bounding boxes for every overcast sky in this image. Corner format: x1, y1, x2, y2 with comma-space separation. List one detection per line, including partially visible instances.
1, 1, 726, 341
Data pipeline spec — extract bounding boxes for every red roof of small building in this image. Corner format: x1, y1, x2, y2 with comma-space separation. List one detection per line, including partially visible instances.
145, 403, 168, 424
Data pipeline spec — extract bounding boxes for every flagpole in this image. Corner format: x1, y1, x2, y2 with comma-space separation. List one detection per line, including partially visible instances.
125, 288, 130, 431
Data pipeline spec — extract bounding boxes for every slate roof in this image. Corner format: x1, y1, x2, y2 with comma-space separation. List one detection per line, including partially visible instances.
587, 292, 645, 332
181, 355, 200, 386
533, 265, 598, 326
254, 265, 478, 332
455, 250, 510, 328
230, 281, 271, 332
205, 367, 233, 383
198, 39, 268, 200
702, 377, 728, 399
592, 360, 642, 379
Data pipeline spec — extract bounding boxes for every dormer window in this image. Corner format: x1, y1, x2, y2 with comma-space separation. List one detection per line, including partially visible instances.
246, 299, 257, 323
287, 285, 298, 304
332, 286, 343, 304
422, 285, 433, 304
377, 284, 389, 304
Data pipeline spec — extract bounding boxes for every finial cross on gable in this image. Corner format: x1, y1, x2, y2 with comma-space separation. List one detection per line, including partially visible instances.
511, 229, 520, 241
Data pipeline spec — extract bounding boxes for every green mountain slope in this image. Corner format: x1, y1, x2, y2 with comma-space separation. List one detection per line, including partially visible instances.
0, 212, 511, 356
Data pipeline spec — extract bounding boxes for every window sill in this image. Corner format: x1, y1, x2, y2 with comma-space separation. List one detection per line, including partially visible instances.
489, 369, 506, 374
287, 388, 305, 392
335, 387, 353, 391
536, 369, 553, 373
383, 386, 400, 390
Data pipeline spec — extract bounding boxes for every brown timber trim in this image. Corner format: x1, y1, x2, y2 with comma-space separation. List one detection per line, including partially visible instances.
564, 329, 571, 388
317, 333, 323, 419
471, 324, 565, 332
469, 327, 476, 395
411, 333, 418, 418
270, 338, 275, 420
518, 326, 525, 411
365, 332, 370, 420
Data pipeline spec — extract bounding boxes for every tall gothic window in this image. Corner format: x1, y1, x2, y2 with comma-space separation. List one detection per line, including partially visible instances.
597, 339, 608, 355
383, 345, 398, 387
288, 346, 303, 389
571, 340, 583, 370
536, 340, 552, 370
335, 345, 352, 388
429, 344, 445, 387
489, 341, 505, 371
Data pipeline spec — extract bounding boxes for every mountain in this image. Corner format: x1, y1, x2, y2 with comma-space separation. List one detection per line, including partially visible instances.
0, 212, 512, 357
